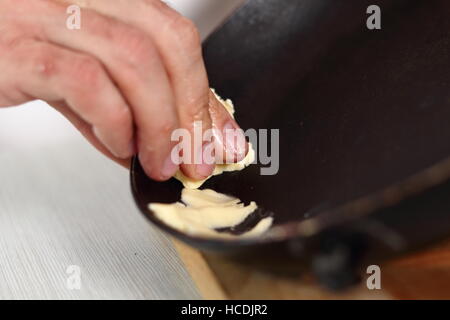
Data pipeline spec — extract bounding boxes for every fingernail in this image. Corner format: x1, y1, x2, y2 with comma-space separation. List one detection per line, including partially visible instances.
195, 143, 215, 178
223, 121, 247, 160
161, 154, 179, 179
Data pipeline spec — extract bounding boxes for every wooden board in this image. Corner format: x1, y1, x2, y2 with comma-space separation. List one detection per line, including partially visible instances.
173, 239, 450, 299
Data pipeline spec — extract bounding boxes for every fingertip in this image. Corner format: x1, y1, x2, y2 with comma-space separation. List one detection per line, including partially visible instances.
180, 163, 214, 182
138, 152, 160, 181
160, 154, 179, 180
195, 162, 215, 179
138, 150, 180, 182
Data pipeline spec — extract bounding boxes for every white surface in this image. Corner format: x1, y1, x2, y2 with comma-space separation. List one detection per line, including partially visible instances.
0, 102, 201, 299
0, 0, 245, 300
168, 0, 245, 40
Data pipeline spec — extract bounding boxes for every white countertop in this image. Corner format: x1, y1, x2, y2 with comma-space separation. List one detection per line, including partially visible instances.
0, 0, 244, 299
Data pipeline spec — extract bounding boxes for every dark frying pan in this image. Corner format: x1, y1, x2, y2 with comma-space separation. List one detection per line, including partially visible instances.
131, 0, 450, 289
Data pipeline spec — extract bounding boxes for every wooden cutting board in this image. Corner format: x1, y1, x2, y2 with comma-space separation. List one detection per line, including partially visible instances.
173, 239, 450, 299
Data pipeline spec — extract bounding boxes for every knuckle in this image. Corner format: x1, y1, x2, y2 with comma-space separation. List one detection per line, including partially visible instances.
116, 27, 156, 68
68, 56, 103, 88
147, 0, 171, 13
30, 46, 58, 78
167, 16, 201, 53
107, 106, 132, 128
138, 151, 156, 177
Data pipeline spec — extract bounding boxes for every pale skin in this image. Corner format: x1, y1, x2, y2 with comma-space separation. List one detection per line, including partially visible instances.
0, 0, 247, 181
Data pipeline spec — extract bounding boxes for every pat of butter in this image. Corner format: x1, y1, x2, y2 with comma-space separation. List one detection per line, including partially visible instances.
150, 188, 272, 239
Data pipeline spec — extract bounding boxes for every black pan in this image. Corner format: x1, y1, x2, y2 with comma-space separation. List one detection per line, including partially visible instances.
131, 0, 450, 289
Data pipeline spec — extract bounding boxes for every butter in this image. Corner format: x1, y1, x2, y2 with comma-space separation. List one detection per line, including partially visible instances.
150, 188, 272, 239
